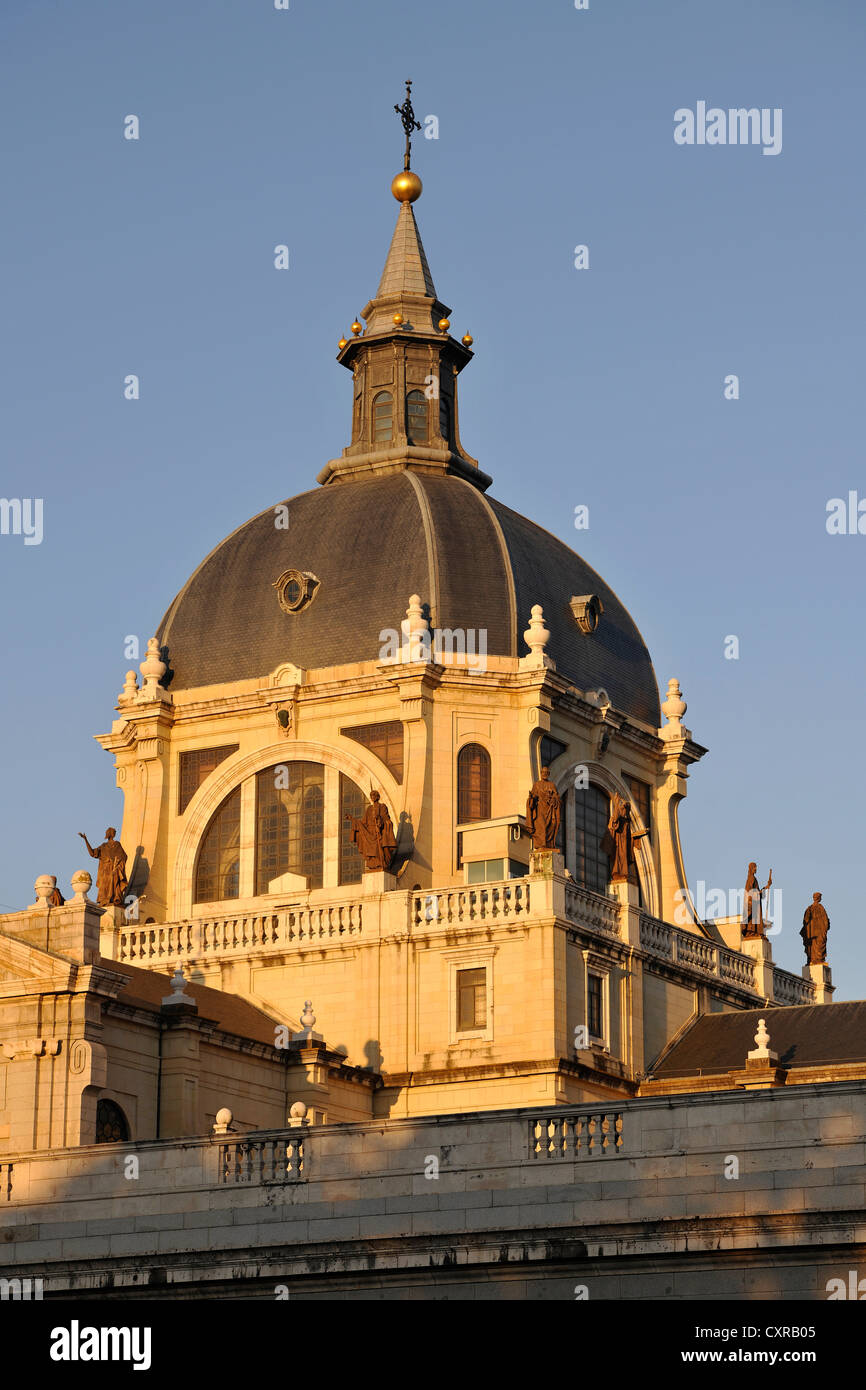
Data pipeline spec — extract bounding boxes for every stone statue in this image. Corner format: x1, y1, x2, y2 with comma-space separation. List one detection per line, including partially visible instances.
801, 892, 829, 965
78, 828, 128, 907
48, 883, 65, 906
346, 791, 397, 872
525, 766, 561, 850
742, 861, 771, 936
600, 793, 647, 883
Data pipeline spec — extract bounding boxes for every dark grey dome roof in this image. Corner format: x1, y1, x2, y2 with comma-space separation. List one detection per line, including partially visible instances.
157, 472, 660, 727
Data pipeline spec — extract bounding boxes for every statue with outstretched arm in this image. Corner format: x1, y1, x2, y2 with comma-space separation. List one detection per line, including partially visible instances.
78, 827, 128, 907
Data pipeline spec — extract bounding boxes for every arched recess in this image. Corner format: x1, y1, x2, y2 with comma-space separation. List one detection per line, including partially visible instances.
556, 761, 658, 918
173, 741, 402, 917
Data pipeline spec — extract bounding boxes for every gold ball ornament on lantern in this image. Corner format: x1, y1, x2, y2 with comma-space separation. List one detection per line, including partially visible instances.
338, 336, 348, 350
462, 332, 474, 347
391, 170, 423, 203
438, 317, 450, 333
392, 313, 404, 327
351, 320, 362, 336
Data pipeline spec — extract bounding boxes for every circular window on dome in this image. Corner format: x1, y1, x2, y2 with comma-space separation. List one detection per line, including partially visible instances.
274, 569, 319, 615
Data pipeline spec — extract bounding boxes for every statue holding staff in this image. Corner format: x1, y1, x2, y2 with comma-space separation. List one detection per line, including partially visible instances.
742, 861, 772, 936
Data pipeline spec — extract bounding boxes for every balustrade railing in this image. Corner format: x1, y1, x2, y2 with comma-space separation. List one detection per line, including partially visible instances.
718, 946, 757, 990
412, 881, 531, 928
564, 883, 621, 936
218, 1132, 305, 1184
118, 900, 364, 964
530, 1111, 623, 1159
639, 914, 673, 959
773, 968, 816, 1006
112, 883, 771, 1005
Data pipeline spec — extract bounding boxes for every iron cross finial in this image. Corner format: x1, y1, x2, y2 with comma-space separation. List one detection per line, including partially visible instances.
394, 79, 422, 171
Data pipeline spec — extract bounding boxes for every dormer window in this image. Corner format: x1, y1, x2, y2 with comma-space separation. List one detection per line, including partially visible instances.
373, 390, 393, 443
406, 390, 428, 444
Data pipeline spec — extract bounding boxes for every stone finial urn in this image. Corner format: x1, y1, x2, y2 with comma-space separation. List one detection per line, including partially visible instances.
70, 870, 93, 903
139, 638, 167, 698
34, 874, 56, 906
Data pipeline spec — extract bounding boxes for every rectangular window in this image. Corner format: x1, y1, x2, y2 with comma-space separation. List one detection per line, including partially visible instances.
178, 745, 238, 814
588, 973, 604, 1039
456, 967, 487, 1032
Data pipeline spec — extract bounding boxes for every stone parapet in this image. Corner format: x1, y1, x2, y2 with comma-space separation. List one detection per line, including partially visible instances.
0, 1081, 863, 1299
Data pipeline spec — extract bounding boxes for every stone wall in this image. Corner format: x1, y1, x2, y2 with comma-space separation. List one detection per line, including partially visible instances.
1, 1080, 863, 1300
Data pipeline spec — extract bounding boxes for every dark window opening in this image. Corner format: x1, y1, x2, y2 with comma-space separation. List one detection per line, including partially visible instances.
573, 784, 611, 894
588, 973, 603, 1039
95, 1099, 130, 1144
457, 744, 491, 824
457, 967, 487, 1032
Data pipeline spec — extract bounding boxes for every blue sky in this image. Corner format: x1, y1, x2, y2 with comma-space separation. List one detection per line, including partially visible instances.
2, 0, 864, 993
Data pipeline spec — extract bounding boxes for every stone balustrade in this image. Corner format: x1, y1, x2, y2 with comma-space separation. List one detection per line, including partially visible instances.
773, 967, 816, 1007
218, 1131, 305, 1184
412, 881, 532, 927
100, 880, 798, 1007
564, 882, 620, 936
639, 914, 758, 992
530, 1110, 623, 1160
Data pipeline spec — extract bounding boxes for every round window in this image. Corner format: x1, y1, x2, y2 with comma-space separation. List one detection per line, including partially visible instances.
274, 569, 319, 615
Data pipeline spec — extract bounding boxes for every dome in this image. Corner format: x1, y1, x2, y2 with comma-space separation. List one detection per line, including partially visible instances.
157, 471, 660, 727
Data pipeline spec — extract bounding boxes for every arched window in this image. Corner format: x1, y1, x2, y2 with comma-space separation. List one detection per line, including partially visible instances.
406, 389, 428, 444
192, 764, 377, 901
95, 1099, 130, 1144
573, 785, 611, 894
339, 774, 367, 885
457, 744, 491, 824
256, 762, 324, 893
372, 390, 393, 443
194, 786, 241, 903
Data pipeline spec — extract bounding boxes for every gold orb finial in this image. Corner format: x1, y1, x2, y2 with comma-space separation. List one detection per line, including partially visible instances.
351, 320, 362, 336
391, 170, 422, 203
338, 336, 348, 350
392, 313, 404, 327
462, 332, 474, 347
438, 317, 450, 333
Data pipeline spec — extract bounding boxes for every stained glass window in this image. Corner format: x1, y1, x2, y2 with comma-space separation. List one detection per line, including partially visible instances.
255, 762, 324, 894
194, 786, 241, 902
